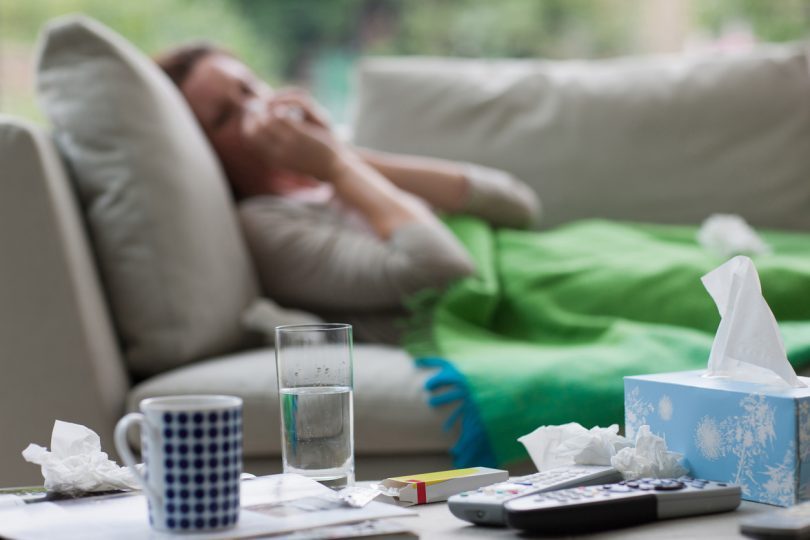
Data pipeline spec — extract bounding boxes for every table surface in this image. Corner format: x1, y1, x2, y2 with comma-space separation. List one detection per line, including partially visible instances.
406, 500, 773, 539
2, 481, 774, 538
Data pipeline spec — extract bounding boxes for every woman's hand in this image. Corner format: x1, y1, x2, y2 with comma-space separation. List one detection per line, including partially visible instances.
269, 88, 332, 129
242, 102, 349, 181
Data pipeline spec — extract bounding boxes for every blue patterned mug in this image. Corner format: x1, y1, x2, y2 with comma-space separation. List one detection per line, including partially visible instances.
114, 395, 243, 532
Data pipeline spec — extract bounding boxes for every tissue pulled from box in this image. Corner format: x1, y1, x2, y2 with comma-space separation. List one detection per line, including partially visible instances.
702, 255, 805, 388
22, 420, 141, 495
610, 425, 688, 480
518, 423, 633, 470
697, 214, 770, 258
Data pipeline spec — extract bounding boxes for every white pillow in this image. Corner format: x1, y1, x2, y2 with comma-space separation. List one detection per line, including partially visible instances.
36, 15, 260, 377
353, 49, 810, 230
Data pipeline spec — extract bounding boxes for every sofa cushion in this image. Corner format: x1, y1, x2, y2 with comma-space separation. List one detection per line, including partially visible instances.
36, 16, 260, 377
127, 345, 455, 457
353, 48, 810, 230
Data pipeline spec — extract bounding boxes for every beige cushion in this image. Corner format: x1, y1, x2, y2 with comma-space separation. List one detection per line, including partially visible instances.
127, 345, 456, 457
36, 16, 260, 377
353, 48, 810, 230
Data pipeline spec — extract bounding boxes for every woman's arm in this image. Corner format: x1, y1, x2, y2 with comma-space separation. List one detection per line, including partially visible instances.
263, 92, 540, 228
328, 153, 441, 239
243, 106, 455, 239
356, 148, 541, 229
354, 148, 469, 213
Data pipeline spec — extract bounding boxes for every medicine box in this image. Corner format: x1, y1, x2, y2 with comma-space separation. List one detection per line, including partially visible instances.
380, 467, 508, 505
624, 370, 810, 506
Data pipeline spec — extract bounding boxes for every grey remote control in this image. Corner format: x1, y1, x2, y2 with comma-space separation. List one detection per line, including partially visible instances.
504, 477, 741, 534
447, 465, 622, 526
740, 501, 810, 539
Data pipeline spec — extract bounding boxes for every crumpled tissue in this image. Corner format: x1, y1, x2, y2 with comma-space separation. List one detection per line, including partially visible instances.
610, 425, 688, 480
517, 423, 632, 471
697, 214, 770, 258
519, 422, 686, 479
22, 420, 141, 495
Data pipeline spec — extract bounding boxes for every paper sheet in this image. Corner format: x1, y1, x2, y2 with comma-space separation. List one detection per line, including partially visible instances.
0, 475, 415, 540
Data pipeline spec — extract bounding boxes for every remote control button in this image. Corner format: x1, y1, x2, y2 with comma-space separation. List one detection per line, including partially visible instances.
654, 481, 685, 491
638, 484, 654, 490
625, 481, 639, 488
610, 485, 631, 493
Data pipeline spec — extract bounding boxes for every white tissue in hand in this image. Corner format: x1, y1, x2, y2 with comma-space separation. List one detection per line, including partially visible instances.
518, 422, 632, 470
702, 255, 805, 388
610, 425, 688, 480
22, 420, 140, 495
697, 214, 770, 258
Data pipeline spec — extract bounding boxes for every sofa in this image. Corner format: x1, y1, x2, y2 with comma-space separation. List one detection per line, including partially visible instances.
2, 15, 810, 486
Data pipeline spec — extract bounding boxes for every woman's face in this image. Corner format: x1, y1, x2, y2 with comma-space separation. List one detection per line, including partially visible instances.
180, 53, 274, 196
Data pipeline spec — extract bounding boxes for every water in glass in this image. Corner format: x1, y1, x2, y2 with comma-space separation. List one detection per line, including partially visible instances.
280, 385, 354, 488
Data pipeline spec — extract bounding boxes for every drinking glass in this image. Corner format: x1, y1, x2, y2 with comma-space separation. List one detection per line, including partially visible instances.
275, 323, 354, 488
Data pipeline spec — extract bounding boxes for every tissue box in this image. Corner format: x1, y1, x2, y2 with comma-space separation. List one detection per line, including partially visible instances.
380, 467, 507, 504
625, 370, 810, 506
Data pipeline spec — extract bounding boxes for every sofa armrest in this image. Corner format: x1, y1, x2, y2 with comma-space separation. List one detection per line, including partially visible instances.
0, 117, 130, 485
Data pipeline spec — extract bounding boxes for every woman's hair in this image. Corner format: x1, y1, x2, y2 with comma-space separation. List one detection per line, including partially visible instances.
154, 42, 229, 88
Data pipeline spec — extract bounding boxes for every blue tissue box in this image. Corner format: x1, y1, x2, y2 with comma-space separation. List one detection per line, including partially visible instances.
624, 370, 810, 506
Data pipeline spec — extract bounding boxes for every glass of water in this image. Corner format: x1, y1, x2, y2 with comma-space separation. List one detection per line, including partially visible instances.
275, 323, 354, 488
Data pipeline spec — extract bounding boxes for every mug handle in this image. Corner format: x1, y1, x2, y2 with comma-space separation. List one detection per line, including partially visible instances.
114, 413, 160, 505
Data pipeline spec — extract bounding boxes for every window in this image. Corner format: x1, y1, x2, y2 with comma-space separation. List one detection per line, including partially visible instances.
1, 0, 808, 124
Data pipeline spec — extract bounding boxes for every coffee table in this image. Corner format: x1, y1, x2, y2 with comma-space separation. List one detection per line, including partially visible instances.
3, 480, 774, 538
405, 499, 772, 539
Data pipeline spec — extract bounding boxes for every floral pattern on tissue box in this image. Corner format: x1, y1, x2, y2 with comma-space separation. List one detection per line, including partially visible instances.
624, 370, 810, 506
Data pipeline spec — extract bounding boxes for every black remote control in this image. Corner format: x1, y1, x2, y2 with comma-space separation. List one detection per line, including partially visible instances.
504, 477, 741, 534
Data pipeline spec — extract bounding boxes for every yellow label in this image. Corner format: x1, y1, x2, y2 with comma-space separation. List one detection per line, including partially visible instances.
389, 467, 482, 486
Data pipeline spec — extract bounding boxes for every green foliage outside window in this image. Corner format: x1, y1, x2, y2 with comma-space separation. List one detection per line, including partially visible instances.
1, 0, 809, 123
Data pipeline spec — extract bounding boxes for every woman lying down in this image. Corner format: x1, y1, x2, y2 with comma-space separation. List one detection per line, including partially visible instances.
156, 43, 540, 345
157, 43, 810, 468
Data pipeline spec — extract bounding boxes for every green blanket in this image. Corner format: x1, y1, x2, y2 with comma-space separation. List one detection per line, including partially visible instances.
403, 219, 810, 467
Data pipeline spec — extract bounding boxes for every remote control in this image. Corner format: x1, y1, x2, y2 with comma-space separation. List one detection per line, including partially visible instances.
740, 501, 810, 539
504, 477, 741, 534
447, 465, 622, 526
